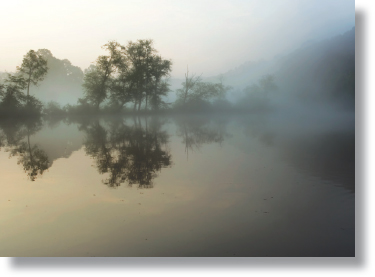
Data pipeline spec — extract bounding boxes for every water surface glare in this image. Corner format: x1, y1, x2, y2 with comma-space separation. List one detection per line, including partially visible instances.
0, 113, 355, 257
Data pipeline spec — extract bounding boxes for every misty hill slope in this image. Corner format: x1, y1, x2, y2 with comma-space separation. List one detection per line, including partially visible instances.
34, 49, 85, 105
209, 27, 354, 109
275, 27, 355, 109
206, 59, 278, 89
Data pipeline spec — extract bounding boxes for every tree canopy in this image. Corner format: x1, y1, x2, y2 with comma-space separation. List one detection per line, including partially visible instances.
82, 39, 172, 112
16, 50, 48, 99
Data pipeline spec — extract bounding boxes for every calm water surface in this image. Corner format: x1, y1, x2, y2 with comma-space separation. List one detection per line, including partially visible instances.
0, 112, 354, 257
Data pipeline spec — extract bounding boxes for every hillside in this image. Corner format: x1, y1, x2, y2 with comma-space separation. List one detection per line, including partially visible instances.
276, 27, 355, 109
206, 27, 355, 110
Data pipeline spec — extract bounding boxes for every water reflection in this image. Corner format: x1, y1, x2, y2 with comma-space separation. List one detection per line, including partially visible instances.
174, 116, 228, 159
0, 114, 354, 192
0, 114, 355, 256
235, 113, 355, 192
0, 118, 50, 181
79, 117, 172, 188
280, 129, 355, 192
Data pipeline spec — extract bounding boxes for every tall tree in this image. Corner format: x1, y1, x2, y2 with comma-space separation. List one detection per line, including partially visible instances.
178, 66, 202, 105
82, 65, 106, 110
83, 41, 124, 110
16, 50, 48, 101
82, 39, 172, 112
126, 40, 150, 111
148, 55, 172, 110
108, 55, 133, 111
125, 40, 171, 111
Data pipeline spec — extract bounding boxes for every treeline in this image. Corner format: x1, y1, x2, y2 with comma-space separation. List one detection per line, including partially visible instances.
1, 27, 355, 118
275, 27, 355, 110
1, 39, 238, 117
76, 39, 234, 114
43, 72, 276, 116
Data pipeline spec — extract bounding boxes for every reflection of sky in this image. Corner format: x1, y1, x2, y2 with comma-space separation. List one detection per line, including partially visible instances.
0, 0, 354, 77
0, 118, 354, 256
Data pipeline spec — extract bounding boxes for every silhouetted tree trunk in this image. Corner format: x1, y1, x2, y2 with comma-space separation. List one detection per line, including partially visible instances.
27, 128, 33, 166
27, 68, 32, 99
137, 98, 141, 111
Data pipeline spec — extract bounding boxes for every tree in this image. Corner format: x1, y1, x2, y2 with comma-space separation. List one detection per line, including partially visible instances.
177, 66, 202, 105
107, 55, 133, 111
149, 79, 170, 110
16, 50, 48, 101
82, 65, 106, 110
148, 55, 172, 110
175, 67, 230, 111
124, 39, 172, 111
82, 41, 124, 110
125, 40, 151, 111
82, 39, 172, 112
0, 74, 27, 115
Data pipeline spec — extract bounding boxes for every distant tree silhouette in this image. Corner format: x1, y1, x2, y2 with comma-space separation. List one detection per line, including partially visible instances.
83, 41, 124, 110
34, 49, 84, 104
82, 39, 172, 112
120, 39, 172, 111
0, 50, 48, 116
0, 74, 43, 116
175, 67, 230, 111
16, 50, 48, 102
177, 66, 202, 105
0, 75, 27, 114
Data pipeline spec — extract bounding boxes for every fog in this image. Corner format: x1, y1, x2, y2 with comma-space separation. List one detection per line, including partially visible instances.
1, 0, 354, 77
0, 0, 356, 257
0, 0, 355, 173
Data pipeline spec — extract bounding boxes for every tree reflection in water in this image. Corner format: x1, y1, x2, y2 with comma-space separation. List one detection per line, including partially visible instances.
81, 116, 171, 188
0, 118, 50, 181
175, 116, 227, 159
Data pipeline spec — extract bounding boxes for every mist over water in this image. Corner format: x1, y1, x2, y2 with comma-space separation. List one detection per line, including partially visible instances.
0, 0, 355, 257
0, 109, 354, 256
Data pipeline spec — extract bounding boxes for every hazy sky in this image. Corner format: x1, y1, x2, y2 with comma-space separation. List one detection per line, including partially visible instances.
0, 0, 354, 78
